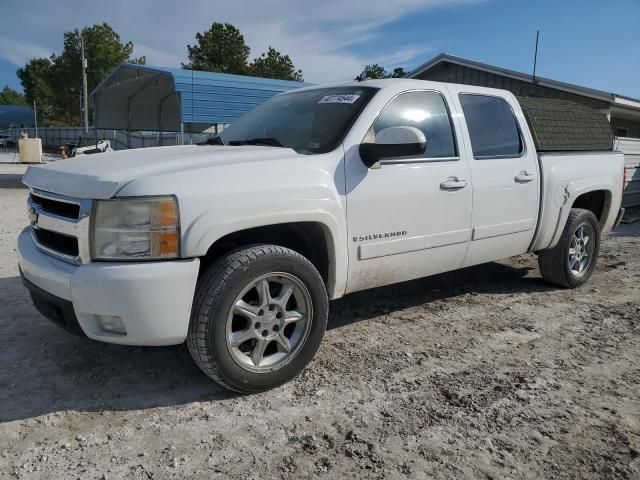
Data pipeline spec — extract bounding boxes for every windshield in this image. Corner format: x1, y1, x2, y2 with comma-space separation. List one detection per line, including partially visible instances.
218, 86, 378, 154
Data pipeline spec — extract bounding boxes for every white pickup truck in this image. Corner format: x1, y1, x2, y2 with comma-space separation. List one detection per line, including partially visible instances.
18, 79, 625, 393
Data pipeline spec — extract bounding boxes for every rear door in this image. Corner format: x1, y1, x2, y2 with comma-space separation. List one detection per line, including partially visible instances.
447, 86, 540, 267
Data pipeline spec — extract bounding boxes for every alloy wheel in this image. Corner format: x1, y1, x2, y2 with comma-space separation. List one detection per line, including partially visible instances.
225, 272, 312, 372
568, 223, 595, 277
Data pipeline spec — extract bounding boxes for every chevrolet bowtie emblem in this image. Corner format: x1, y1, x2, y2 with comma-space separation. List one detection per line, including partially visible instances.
28, 207, 38, 225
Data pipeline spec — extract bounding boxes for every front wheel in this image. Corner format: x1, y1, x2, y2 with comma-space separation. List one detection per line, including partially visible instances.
187, 245, 328, 393
538, 208, 600, 288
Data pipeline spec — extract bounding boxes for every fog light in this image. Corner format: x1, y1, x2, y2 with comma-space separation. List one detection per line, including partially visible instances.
96, 315, 127, 335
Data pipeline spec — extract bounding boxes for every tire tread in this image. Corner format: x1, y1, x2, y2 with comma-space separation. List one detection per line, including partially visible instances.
538, 208, 600, 288
187, 244, 327, 393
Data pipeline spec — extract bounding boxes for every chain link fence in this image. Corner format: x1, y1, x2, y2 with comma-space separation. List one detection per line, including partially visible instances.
0, 127, 215, 152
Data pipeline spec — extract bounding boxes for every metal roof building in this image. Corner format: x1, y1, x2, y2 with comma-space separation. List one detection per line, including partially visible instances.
91, 63, 308, 133
0, 105, 35, 129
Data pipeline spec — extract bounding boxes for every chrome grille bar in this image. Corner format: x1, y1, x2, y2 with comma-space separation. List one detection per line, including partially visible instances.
28, 189, 92, 264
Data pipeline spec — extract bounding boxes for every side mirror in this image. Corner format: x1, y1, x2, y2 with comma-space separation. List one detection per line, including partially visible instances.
359, 126, 427, 168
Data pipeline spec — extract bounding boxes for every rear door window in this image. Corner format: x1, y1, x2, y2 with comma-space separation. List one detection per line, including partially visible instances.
459, 94, 523, 159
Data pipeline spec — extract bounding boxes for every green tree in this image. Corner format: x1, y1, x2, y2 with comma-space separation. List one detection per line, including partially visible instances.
47, 23, 145, 125
361, 64, 387, 79
183, 22, 250, 74
358, 64, 406, 79
17, 58, 55, 124
390, 67, 406, 78
249, 47, 303, 81
17, 23, 144, 126
0, 85, 26, 105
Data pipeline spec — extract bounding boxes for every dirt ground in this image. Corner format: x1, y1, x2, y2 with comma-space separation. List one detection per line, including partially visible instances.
0, 162, 638, 479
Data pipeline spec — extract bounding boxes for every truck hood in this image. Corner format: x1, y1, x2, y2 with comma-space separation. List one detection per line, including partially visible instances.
22, 145, 302, 199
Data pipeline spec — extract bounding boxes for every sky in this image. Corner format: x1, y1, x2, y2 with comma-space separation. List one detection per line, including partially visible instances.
1, 0, 639, 98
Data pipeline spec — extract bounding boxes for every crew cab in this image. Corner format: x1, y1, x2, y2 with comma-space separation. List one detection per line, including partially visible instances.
18, 79, 625, 393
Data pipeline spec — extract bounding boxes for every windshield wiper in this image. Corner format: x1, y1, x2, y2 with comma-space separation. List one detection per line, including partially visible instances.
228, 137, 284, 147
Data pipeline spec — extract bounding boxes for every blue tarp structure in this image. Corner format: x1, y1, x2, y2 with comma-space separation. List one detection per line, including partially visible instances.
91, 64, 309, 133
0, 105, 35, 128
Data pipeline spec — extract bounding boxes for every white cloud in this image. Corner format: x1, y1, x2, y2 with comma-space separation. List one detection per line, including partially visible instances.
0, 0, 486, 82
239, 25, 435, 83
0, 36, 52, 66
134, 44, 184, 68
201, 0, 482, 81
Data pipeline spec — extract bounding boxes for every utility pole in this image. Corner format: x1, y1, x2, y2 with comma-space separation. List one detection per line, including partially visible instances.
80, 31, 89, 133
33, 100, 38, 138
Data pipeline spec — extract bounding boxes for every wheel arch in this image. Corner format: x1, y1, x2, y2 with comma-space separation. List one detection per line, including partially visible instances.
538, 184, 616, 252
570, 189, 611, 227
531, 152, 623, 253
538, 207, 601, 288
190, 219, 343, 299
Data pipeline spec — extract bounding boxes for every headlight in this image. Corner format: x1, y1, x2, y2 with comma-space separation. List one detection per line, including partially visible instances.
92, 196, 180, 260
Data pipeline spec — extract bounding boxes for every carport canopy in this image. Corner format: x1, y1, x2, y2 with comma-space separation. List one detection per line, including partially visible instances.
0, 105, 35, 128
91, 63, 309, 133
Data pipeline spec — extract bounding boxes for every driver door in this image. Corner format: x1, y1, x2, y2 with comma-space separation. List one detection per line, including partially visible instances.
344, 89, 472, 293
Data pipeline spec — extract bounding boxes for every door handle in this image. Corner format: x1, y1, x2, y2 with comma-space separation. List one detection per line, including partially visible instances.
515, 172, 536, 183
440, 178, 468, 190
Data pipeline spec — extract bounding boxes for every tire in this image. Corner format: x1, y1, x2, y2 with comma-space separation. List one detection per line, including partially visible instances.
187, 245, 328, 393
538, 208, 600, 288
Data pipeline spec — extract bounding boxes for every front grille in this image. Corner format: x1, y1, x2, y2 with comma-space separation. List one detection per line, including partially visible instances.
30, 192, 80, 220
28, 189, 91, 264
33, 229, 79, 257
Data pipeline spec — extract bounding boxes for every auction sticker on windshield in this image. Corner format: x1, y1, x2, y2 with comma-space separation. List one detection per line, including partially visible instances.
318, 94, 361, 104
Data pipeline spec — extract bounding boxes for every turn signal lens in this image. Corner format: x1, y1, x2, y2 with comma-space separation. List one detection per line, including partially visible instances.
155, 200, 179, 227
156, 231, 179, 256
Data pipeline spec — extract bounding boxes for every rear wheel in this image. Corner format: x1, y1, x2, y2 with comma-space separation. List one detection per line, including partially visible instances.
187, 245, 328, 393
538, 208, 600, 288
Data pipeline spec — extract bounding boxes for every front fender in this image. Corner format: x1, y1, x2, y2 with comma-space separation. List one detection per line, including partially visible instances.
182, 198, 348, 299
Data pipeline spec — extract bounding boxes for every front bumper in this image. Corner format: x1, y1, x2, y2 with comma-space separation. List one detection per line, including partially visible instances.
21, 272, 86, 337
17, 227, 200, 346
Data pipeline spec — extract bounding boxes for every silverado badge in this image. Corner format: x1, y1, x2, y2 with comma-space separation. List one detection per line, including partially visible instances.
353, 230, 407, 242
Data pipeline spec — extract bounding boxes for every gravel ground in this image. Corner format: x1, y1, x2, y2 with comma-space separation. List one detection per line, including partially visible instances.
0, 150, 59, 164
0, 163, 638, 479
